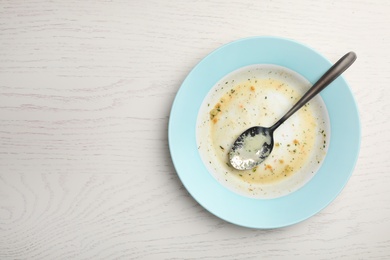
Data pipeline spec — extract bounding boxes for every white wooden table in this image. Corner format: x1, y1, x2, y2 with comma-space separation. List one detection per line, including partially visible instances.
1, 0, 389, 259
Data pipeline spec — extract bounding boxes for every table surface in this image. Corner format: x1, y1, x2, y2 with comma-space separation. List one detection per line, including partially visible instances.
1, 0, 389, 259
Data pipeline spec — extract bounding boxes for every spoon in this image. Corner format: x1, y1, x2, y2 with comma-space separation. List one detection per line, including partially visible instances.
229, 52, 357, 170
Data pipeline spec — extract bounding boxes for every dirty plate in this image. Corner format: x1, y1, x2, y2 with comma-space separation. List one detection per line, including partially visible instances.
168, 36, 360, 228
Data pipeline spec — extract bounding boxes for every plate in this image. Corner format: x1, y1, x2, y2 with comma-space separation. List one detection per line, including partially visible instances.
168, 36, 360, 228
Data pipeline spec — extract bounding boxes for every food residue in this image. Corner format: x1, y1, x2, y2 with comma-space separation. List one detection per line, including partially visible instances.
196, 64, 330, 199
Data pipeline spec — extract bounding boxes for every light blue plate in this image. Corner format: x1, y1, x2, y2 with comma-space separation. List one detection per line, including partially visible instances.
168, 36, 360, 229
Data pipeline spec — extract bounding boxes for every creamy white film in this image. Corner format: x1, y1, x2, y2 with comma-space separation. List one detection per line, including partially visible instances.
196, 64, 330, 199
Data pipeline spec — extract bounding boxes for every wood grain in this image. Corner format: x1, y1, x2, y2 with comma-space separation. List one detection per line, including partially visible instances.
0, 0, 389, 259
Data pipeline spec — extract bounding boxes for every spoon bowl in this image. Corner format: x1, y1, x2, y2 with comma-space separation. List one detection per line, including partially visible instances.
229, 126, 274, 170
229, 52, 357, 170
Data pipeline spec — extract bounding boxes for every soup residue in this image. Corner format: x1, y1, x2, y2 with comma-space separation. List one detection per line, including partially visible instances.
197, 65, 330, 199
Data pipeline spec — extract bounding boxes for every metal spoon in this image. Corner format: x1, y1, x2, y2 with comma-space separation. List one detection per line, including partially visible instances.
229, 52, 357, 170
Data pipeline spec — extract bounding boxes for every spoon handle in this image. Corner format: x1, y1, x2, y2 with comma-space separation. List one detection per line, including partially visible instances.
270, 51, 357, 131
